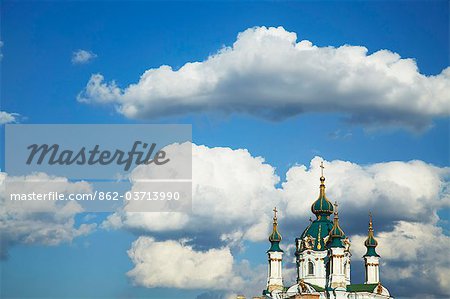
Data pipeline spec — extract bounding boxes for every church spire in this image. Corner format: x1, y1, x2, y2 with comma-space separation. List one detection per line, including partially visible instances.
328, 201, 346, 248
319, 161, 326, 198
311, 161, 334, 218
268, 207, 283, 252
364, 212, 379, 257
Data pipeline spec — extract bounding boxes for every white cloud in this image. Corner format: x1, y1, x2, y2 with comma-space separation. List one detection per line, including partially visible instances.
105, 144, 449, 242
103, 143, 281, 244
0, 172, 96, 258
0, 111, 20, 124
72, 49, 97, 64
127, 236, 279, 296
78, 26, 450, 130
282, 157, 450, 227
127, 237, 242, 289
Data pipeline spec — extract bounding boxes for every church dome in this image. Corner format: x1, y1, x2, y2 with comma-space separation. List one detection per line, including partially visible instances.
269, 227, 282, 243
329, 220, 345, 239
364, 234, 378, 247
311, 176, 334, 217
299, 217, 333, 251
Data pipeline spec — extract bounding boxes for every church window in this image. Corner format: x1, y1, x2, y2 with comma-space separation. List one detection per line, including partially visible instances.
308, 261, 314, 275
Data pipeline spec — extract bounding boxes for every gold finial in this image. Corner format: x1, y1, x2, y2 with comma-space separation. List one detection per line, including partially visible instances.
369, 212, 373, 231
272, 207, 279, 226
319, 161, 326, 198
273, 207, 278, 221
332, 202, 341, 228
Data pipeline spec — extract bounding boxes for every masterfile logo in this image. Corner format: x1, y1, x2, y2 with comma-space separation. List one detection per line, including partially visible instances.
25, 141, 170, 171
4, 124, 192, 212
5, 124, 191, 180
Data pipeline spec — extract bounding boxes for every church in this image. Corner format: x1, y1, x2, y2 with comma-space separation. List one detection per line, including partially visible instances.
248, 163, 394, 299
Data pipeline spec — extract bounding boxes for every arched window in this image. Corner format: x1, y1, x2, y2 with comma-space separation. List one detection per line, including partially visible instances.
308, 261, 314, 275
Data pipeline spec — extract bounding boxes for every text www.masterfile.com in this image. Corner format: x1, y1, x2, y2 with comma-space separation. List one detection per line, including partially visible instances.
9, 191, 181, 201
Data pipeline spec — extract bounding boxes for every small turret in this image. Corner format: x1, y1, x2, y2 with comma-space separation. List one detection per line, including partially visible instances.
266, 207, 284, 292
364, 212, 380, 284
328, 202, 346, 248
364, 212, 379, 257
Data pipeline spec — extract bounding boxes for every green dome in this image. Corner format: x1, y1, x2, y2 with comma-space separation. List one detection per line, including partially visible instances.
269, 228, 282, 243
364, 235, 378, 247
311, 176, 334, 216
329, 222, 345, 239
299, 217, 334, 251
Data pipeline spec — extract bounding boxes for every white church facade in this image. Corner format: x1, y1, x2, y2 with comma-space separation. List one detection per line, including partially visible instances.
246, 163, 393, 299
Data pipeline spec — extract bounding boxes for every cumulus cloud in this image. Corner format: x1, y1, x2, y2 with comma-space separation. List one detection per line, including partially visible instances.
102, 143, 449, 297
127, 237, 242, 289
0, 172, 96, 258
72, 49, 97, 64
127, 236, 277, 297
282, 157, 450, 233
0, 111, 20, 124
78, 26, 450, 130
104, 144, 449, 242
103, 143, 281, 246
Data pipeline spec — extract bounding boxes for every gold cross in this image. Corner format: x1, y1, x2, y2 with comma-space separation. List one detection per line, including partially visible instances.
273, 207, 278, 218
320, 161, 325, 177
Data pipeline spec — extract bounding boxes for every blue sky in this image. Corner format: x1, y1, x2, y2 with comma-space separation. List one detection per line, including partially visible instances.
1, 1, 449, 299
